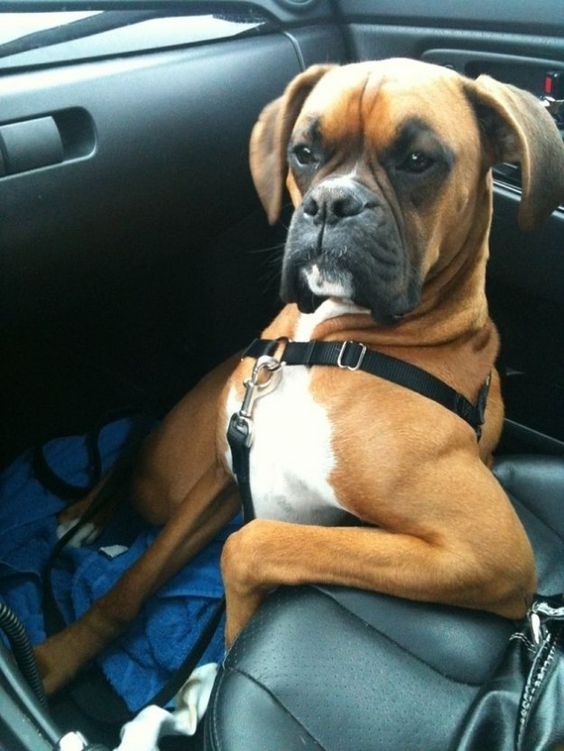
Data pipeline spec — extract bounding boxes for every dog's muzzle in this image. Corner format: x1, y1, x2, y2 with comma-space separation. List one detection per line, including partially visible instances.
281, 177, 421, 325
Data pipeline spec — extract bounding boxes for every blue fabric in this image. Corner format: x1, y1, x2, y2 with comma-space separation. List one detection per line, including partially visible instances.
0, 418, 238, 712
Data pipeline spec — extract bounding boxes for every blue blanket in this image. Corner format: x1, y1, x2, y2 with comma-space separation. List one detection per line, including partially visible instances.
0, 418, 239, 711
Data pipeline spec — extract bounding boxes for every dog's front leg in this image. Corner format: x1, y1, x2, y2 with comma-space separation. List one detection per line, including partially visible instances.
221, 509, 535, 647
35, 465, 240, 695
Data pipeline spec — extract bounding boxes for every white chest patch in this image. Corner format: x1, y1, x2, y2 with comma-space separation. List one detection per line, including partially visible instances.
224, 368, 347, 525
224, 300, 369, 524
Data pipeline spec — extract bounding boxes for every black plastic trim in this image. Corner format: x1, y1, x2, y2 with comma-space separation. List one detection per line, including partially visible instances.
336, 0, 564, 37
489, 184, 564, 306
421, 48, 564, 93
282, 23, 347, 68
349, 25, 564, 70
503, 419, 564, 457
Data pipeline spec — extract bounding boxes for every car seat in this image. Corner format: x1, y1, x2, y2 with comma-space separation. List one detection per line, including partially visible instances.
204, 455, 564, 751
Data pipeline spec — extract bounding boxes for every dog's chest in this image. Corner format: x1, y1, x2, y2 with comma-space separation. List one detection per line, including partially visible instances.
224, 366, 348, 524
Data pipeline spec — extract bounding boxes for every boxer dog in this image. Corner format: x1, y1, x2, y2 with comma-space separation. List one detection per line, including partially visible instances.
35, 58, 564, 694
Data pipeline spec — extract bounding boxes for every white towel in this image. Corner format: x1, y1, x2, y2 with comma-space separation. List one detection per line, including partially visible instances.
114, 663, 219, 751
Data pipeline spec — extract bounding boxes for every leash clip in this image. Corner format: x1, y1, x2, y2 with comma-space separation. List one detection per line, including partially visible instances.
239, 356, 283, 419
233, 355, 284, 448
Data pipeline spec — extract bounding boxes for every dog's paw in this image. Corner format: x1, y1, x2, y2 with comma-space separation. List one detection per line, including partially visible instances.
56, 519, 101, 546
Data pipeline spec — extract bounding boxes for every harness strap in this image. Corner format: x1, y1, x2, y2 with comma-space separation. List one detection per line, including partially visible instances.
242, 338, 490, 439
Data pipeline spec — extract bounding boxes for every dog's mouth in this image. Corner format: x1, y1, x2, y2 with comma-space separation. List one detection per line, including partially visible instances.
289, 268, 326, 314
288, 261, 415, 325
288, 262, 354, 314
303, 264, 354, 302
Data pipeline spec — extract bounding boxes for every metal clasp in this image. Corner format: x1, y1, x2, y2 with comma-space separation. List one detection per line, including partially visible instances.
529, 611, 544, 646
528, 597, 564, 646
337, 340, 367, 371
233, 354, 284, 448
239, 356, 283, 418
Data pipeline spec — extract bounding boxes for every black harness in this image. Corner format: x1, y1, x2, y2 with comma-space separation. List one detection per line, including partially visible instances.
227, 337, 491, 520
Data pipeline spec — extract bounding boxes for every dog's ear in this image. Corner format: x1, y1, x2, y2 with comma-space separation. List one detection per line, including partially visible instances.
250, 64, 335, 225
465, 75, 564, 231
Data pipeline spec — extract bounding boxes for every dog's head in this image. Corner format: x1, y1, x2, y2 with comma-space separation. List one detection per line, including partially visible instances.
250, 59, 564, 324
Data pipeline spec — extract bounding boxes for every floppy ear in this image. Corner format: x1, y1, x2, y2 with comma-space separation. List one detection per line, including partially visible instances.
249, 64, 335, 225
466, 75, 564, 231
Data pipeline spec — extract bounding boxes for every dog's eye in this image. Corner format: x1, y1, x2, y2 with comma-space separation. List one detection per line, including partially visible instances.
293, 145, 317, 167
400, 151, 434, 174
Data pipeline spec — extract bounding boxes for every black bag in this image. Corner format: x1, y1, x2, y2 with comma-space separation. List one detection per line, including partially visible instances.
453, 593, 564, 751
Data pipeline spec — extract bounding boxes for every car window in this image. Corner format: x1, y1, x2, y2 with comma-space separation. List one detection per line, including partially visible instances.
0, 9, 270, 71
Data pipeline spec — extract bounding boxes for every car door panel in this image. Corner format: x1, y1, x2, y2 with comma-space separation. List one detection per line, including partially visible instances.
339, 0, 564, 37
0, 23, 343, 464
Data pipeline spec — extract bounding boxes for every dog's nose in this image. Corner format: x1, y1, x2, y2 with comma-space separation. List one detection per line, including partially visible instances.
303, 183, 366, 226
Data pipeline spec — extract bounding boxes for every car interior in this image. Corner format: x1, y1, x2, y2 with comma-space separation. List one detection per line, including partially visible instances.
0, 1, 563, 749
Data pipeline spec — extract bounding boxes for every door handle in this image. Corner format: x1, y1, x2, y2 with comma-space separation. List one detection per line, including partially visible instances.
0, 108, 95, 177
0, 116, 63, 176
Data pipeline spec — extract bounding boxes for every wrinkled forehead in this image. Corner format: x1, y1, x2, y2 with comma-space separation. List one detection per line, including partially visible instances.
294, 59, 477, 151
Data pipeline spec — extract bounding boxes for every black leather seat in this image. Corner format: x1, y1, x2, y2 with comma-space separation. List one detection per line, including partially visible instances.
204, 456, 564, 751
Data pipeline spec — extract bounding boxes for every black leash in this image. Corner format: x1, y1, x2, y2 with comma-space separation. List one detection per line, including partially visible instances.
145, 596, 226, 708
227, 350, 285, 523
